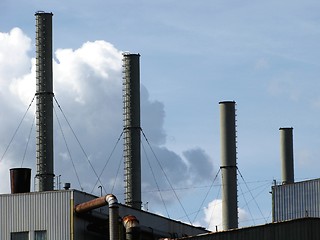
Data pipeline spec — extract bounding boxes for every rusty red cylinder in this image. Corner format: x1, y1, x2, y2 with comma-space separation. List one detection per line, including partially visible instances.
10, 168, 31, 193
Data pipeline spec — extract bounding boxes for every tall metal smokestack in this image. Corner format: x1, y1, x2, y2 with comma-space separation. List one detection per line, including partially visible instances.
35, 12, 54, 191
123, 53, 141, 209
280, 127, 294, 184
219, 101, 238, 230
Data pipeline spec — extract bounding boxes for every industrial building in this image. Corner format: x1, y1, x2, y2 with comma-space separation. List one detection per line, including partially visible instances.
1, 10, 320, 240
173, 116, 320, 239
0, 12, 208, 240
0, 190, 207, 239
272, 178, 320, 222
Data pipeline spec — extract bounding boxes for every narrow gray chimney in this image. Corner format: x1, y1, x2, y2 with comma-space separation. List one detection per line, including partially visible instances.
219, 101, 238, 230
280, 127, 294, 184
35, 12, 54, 191
122, 53, 141, 209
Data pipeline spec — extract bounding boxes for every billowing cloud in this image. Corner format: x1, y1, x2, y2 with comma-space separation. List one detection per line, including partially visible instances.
0, 28, 31, 82
203, 199, 249, 231
0, 28, 215, 215
183, 148, 214, 183
203, 199, 223, 231
0, 28, 35, 195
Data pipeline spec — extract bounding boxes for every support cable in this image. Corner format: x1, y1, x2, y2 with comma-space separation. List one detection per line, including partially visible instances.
91, 131, 124, 193
141, 129, 192, 225
20, 116, 35, 167
239, 181, 271, 195
237, 168, 268, 223
53, 96, 106, 193
192, 169, 220, 224
141, 140, 170, 218
207, 184, 222, 230
1, 95, 36, 162
111, 152, 123, 194
238, 179, 256, 225
53, 105, 83, 190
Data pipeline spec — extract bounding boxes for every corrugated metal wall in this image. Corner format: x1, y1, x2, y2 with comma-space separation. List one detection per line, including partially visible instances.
273, 179, 320, 222
0, 191, 72, 240
179, 218, 320, 240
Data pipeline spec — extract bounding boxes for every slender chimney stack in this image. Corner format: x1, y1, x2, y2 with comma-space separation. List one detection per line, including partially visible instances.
122, 53, 141, 209
35, 12, 54, 191
219, 101, 238, 230
280, 127, 294, 184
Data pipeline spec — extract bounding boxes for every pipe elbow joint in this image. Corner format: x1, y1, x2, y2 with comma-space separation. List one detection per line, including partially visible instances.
106, 194, 118, 208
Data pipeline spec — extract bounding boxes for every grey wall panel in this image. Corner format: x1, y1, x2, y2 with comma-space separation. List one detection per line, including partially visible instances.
0, 191, 72, 240
273, 179, 320, 222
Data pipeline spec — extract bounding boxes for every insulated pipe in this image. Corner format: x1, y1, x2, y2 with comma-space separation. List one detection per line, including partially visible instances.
123, 215, 140, 240
280, 127, 294, 184
75, 194, 119, 240
219, 101, 238, 230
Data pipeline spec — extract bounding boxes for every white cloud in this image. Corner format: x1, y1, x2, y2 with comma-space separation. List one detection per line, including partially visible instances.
54, 41, 122, 104
0, 28, 32, 83
203, 199, 250, 232
0, 28, 215, 210
203, 199, 223, 231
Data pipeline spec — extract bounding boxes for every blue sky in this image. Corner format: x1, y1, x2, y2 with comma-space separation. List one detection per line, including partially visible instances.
1, 0, 320, 230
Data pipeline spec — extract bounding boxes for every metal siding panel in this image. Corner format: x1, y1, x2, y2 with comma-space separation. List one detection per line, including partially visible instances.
273, 179, 320, 222
0, 191, 72, 240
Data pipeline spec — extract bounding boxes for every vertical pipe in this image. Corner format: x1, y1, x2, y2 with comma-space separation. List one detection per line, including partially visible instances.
35, 12, 54, 191
123, 215, 140, 240
74, 194, 119, 240
219, 101, 238, 230
122, 53, 141, 209
280, 127, 294, 184
106, 195, 119, 240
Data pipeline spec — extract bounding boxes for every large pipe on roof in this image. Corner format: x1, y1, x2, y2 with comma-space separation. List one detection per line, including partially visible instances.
219, 101, 238, 230
35, 11, 54, 191
280, 127, 294, 184
123, 215, 141, 240
122, 53, 142, 210
75, 194, 119, 240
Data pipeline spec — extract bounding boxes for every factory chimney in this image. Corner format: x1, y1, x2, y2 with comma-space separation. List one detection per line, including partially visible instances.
219, 101, 238, 230
122, 53, 141, 209
35, 12, 54, 191
280, 127, 294, 184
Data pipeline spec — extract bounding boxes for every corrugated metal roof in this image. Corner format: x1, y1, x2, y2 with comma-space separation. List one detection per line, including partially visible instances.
178, 218, 320, 240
